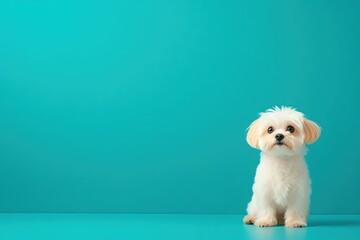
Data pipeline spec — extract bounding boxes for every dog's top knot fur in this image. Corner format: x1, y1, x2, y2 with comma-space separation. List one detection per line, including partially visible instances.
261, 106, 298, 115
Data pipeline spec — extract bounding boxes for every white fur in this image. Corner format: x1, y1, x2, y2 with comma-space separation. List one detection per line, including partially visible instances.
244, 106, 320, 228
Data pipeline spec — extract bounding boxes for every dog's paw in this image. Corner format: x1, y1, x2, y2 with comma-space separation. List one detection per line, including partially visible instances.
285, 220, 307, 228
254, 218, 277, 227
243, 215, 255, 224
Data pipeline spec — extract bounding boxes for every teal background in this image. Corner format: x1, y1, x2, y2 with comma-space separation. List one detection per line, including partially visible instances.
0, 0, 359, 214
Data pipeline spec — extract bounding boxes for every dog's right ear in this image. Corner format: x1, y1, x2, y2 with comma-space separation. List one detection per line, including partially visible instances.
303, 118, 321, 144
246, 119, 260, 149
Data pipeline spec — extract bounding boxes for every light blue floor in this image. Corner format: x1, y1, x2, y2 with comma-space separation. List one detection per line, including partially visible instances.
0, 214, 359, 240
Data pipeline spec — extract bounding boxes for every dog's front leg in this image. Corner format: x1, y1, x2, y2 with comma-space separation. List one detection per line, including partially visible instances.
284, 193, 309, 228
254, 201, 277, 227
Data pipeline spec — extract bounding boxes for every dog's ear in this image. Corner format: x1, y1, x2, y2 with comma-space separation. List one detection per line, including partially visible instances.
246, 119, 260, 149
303, 118, 321, 144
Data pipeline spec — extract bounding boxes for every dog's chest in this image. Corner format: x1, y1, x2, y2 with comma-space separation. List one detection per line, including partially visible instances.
272, 175, 292, 206
270, 165, 297, 206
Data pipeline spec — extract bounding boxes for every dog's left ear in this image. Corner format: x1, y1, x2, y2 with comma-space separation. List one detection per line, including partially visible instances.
246, 119, 260, 149
303, 118, 321, 144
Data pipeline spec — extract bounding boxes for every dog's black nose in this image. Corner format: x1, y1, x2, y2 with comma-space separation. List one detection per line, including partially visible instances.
275, 134, 284, 141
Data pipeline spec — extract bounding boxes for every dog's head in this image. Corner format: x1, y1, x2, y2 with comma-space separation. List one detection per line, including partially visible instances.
246, 106, 320, 156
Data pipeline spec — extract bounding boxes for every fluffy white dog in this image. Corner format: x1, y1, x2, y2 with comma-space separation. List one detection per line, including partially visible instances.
243, 106, 320, 228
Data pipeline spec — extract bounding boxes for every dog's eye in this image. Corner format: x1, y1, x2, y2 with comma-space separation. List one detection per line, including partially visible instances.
286, 126, 295, 133
267, 127, 274, 134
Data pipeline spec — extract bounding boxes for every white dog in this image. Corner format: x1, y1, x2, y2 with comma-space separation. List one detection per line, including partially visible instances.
243, 106, 320, 228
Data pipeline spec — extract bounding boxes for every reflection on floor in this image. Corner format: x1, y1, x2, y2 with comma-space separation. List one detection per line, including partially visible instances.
0, 214, 359, 240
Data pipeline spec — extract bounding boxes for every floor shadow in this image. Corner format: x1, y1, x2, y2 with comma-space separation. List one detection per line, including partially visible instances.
310, 218, 360, 227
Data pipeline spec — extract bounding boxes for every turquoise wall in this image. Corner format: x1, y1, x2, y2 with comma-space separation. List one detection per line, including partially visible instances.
0, 0, 359, 214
